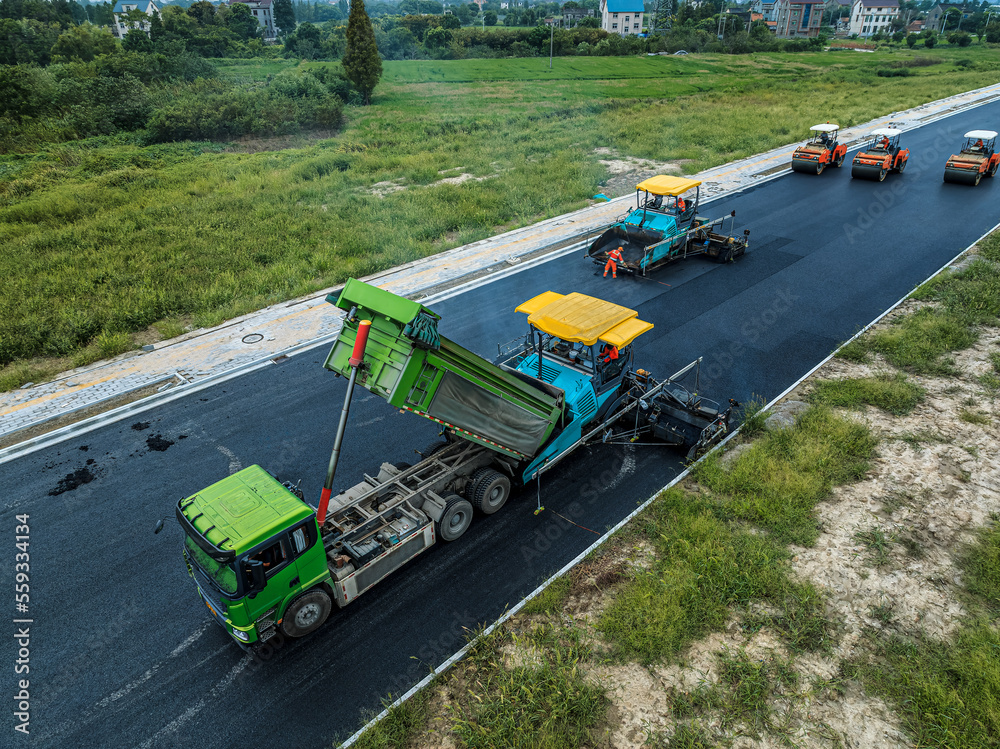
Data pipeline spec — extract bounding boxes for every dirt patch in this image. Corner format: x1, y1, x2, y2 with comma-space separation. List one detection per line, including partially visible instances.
592, 147, 692, 198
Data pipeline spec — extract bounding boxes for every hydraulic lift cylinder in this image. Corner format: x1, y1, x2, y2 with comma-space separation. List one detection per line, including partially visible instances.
317, 319, 371, 525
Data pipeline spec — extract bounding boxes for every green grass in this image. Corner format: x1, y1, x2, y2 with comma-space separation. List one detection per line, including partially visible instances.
3, 49, 1000, 385
959, 408, 991, 425
521, 574, 572, 616
846, 522, 1000, 749
845, 308, 976, 375
840, 255, 1000, 377
854, 525, 897, 567
348, 689, 433, 749
961, 523, 1000, 613
597, 487, 833, 664
451, 627, 607, 749
694, 406, 878, 546
846, 625, 1000, 749
810, 373, 925, 415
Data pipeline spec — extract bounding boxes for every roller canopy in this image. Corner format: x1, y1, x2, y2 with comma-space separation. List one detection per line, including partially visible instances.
871, 128, 901, 137
965, 130, 997, 139
516, 292, 653, 348
634, 175, 701, 196
810, 123, 840, 132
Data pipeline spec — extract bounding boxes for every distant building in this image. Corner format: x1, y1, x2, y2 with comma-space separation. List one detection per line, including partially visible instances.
925, 3, 975, 32
849, 0, 899, 37
749, 0, 778, 23
228, 0, 279, 40
773, 0, 824, 37
111, 0, 160, 38
562, 7, 594, 26
600, 0, 644, 36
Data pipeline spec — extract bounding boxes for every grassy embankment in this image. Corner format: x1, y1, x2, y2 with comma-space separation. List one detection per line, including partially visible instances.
348, 231, 1000, 747
2, 47, 999, 392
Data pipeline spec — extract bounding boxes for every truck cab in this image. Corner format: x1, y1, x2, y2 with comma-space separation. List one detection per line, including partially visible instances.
177, 465, 332, 648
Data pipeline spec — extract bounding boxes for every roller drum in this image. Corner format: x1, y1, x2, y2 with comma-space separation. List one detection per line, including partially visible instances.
851, 162, 885, 181
791, 157, 817, 174
943, 166, 981, 185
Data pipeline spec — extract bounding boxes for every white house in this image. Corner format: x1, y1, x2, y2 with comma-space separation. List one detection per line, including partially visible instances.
228, 0, 279, 40
600, 0, 644, 36
849, 0, 899, 37
750, 0, 779, 23
111, 0, 160, 38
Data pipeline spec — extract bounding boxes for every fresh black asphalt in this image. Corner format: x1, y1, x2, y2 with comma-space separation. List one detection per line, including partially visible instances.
2, 101, 999, 748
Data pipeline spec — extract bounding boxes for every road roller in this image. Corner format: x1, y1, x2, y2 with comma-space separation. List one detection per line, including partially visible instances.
851, 128, 909, 181
943, 130, 1000, 186
791, 123, 848, 175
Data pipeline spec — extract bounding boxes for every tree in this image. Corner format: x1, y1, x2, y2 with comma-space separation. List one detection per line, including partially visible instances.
149, 9, 163, 41
924, 31, 936, 46
342, 0, 381, 104
441, 13, 461, 29
424, 24, 451, 46
484, 9, 497, 25
648, 0, 673, 34
50, 22, 117, 62
274, 0, 295, 36
224, 2, 260, 40
906, 31, 917, 46
122, 27, 153, 51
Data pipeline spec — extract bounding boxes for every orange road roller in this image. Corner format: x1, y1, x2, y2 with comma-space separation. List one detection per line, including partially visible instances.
851, 128, 909, 181
791, 123, 848, 175
943, 130, 1000, 186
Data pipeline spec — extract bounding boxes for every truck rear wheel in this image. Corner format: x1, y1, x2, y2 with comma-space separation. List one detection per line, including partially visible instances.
436, 495, 473, 541
281, 589, 332, 638
468, 468, 511, 515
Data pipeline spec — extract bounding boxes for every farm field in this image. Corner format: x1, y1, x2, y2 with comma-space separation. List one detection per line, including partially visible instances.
2, 47, 999, 390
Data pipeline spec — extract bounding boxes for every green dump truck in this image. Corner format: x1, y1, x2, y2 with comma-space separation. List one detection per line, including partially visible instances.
174, 280, 736, 649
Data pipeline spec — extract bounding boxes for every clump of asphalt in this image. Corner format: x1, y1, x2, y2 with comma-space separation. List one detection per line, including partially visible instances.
49, 466, 96, 496
131, 421, 150, 431
145, 434, 174, 452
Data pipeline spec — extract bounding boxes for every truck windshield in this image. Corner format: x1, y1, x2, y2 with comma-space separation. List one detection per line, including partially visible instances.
184, 537, 239, 595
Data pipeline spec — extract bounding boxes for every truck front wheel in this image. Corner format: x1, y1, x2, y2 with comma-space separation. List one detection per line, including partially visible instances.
468, 468, 511, 515
436, 495, 473, 542
281, 590, 332, 638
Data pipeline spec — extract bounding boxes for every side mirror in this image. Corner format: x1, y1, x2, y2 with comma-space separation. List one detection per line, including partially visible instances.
243, 559, 266, 598
154, 519, 165, 535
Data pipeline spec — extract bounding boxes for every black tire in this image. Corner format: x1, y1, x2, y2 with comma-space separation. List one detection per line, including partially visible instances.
896, 157, 907, 174
815, 161, 825, 175
467, 468, 511, 515
436, 495, 473, 542
975, 171, 982, 186
281, 589, 332, 638
877, 168, 887, 182
834, 152, 845, 168
988, 162, 998, 177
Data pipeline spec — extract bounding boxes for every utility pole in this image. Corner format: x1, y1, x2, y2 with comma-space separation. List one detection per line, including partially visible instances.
549, 19, 554, 68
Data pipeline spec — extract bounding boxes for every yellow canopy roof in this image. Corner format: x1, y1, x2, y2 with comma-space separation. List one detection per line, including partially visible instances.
515, 292, 653, 348
634, 175, 701, 196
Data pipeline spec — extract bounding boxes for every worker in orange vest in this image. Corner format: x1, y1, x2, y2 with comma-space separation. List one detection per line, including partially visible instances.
600, 344, 619, 363
604, 246, 624, 279
675, 196, 686, 213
